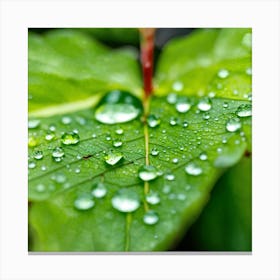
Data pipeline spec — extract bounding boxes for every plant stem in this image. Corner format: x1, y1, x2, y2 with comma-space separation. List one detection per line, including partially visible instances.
139, 28, 155, 102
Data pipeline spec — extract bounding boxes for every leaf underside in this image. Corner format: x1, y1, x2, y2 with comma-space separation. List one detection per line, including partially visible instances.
28, 28, 252, 252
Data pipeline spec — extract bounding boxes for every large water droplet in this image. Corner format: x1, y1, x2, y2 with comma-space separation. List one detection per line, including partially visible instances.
143, 210, 159, 225
217, 69, 229, 79
74, 195, 95, 210
52, 147, 65, 159
138, 165, 158, 181
94, 90, 142, 124
175, 97, 192, 113
113, 139, 123, 147
235, 104, 252, 117
91, 182, 107, 198
111, 188, 140, 213
33, 150, 43, 160
197, 97, 212, 112
151, 148, 159, 156
226, 118, 242, 132
147, 115, 161, 128
104, 150, 123, 165
61, 132, 80, 145
146, 191, 160, 205
28, 119, 40, 129
185, 162, 203, 176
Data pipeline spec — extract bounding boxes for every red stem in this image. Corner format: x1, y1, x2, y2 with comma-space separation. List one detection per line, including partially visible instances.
140, 28, 155, 99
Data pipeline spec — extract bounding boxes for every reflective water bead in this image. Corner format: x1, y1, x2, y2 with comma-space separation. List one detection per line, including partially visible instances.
235, 104, 252, 117
61, 132, 80, 145
183, 121, 189, 128
185, 162, 203, 176
138, 165, 158, 181
217, 69, 229, 79
151, 148, 159, 156
104, 151, 123, 165
172, 158, 179, 164
33, 150, 43, 160
45, 132, 55, 141
92, 182, 107, 198
226, 118, 242, 132
113, 139, 123, 147
115, 128, 124, 135
172, 81, 184, 92
165, 173, 175, 181
28, 119, 40, 129
111, 189, 140, 213
169, 117, 178, 126
199, 152, 208, 161
28, 136, 38, 147
166, 93, 177, 104
28, 161, 36, 169
147, 115, 161, 128
197, 97, 212, 112
143, 210, 159, 225
35, 184, 46, 192
52, 147, 65, 159
94, 90, 142, 124
74, 195, 95, 211
61, 116, 72, 125
146, 191, 161, 205
175, 97, 192, 113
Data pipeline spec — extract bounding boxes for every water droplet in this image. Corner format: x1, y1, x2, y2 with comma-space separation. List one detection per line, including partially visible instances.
199, 152, 208, 161
76, 116, 86, 125
151, 148, 159, 156
165, 173, 175, 181
177, 193, 186, 201
242, 32, 252, 48
202, 112, 210, 120
163, 184, 171, 194
61, 132, 80, 145
235, 104, 252, 117
113, 139, 123, 147
143, 210, 159, 225
115, 128, 124, 135
185, 162, 202, 176
61, 116, 72, 125
52, 147, 65, 159
28, 161, 36, 169
197, 97, 212, 112
246, 67, 252, 75
28, 136, 38, 147
175, 97, 192, 113
138, 165, 158, 181
92, 182, 107, 198
172, 81, 184, 92
28, 119, 40, 129
183, 121, 189, 128
223, 102, 229, 108
74, 195, 95, 211
33, 150, 43, 160
167, 93, 177, 104
147, 115, 161, 128
51, 173, 66, 183
172, 158, 179, 164
45, 132, 55, 141
104, 150, 123, 165
41, 165, 47, 171
217, 69, 229, 79
35, 184, 46, 192
111, 188, 140, 213
226, 118, 242, 132
208, 91, 216, 98
92, 133, 97, 138
75, 168, 80, 174
94, 90, 142, 124
169, 117, 178, 126
146, 191, 160, 205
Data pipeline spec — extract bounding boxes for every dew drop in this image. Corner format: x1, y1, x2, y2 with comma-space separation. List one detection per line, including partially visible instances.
226, 118, 242, 132
197, 97, 212, 112
169, 117, 178, 126
138, 165, 158, 181
165, 173, 175, 181
35, 184, 46, 192
75, 168, 81, 174
246, 67, 252, 75
33, 150, 43, 160
151, 148, 159, 156
94, 90, 142, 124
74, 195, 95, 211
163, 184, 171, 194
111, 188, 140, 213
28, 136, 38, 147
199, 152, 208, 161
104, 150, 123, 165
175, 97, 192, 113
166, 93, 177, 104
28, 161, 36, 169
45, 132, 55, 141
61, 132, 80, 145
115, 128, 124, 135
52, 147, 65, 159
223, 102, 229, 108
61, 116, 72, 125
242, 32, 252, 48
217, 69, 229, 79
91, 182, 107, 198
147, 114, 161, 128
28, 119, 40, 129
113, 139, 123, 147
146, 191, 160, 205
235, 104, 252, 117
172, 158, 179, 164
143, 210, 159, 225
185, 162, 202, 176
172, 81, 184, 92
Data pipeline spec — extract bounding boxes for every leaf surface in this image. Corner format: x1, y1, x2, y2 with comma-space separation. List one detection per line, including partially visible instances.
28, 28, 252, 251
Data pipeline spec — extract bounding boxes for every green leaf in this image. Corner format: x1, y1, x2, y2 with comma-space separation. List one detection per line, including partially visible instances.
29, 29, 142, 116
181, 157, 252, 251
28, 28, 252, 251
